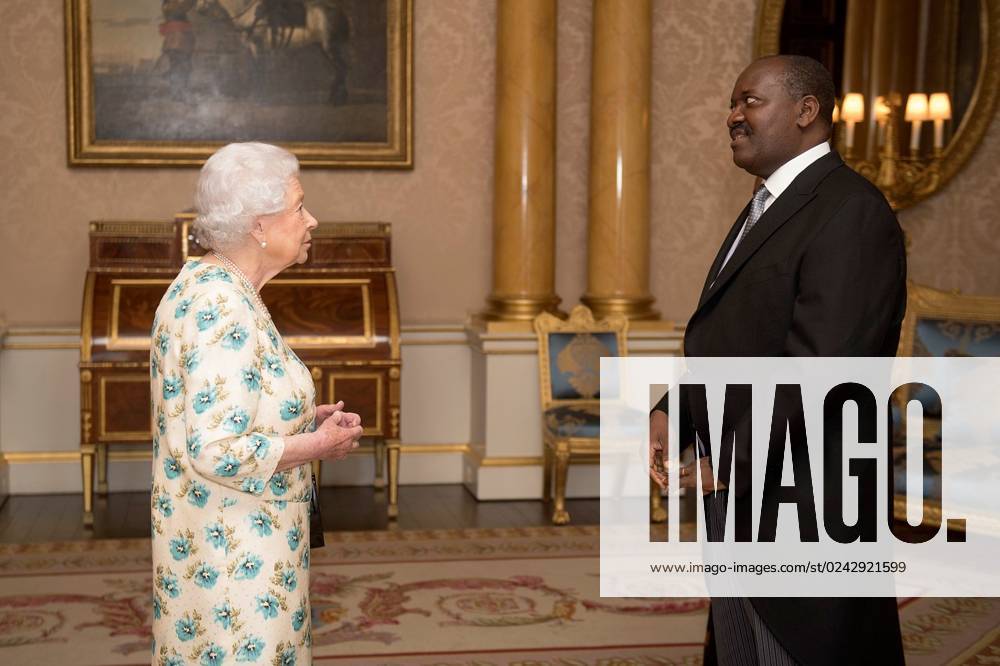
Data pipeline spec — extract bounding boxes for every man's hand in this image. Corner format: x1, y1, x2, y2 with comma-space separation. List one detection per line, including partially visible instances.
649, 410, 668, 489
678, 457, 727, 495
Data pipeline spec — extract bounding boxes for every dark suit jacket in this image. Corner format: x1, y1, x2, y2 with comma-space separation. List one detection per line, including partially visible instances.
665, 151, 907, 665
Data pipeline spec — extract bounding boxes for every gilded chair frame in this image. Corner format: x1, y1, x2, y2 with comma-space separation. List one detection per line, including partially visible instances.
534, 305, 665, 525
894, 281, 1000, 532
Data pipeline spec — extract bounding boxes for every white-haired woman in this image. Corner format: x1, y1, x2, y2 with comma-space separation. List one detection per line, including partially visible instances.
150, 142, 361, 666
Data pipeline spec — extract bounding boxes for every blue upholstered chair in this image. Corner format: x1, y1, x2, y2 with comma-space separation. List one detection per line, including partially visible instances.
892, 282, 1000, 530
534, 305, 665, 525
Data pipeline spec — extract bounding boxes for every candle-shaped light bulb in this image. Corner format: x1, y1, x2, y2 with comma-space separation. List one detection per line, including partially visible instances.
928, 92, 952, 150
905, 93, 929, 154
840, 93, 864, 152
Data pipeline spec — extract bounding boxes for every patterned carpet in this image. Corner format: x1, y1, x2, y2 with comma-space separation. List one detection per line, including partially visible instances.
0, 526, 997, 665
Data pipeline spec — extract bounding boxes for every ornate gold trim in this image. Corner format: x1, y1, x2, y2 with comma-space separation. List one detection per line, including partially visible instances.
398, 443, 469, 454
386, 271, 401, 360
80, 271, 95, 362
897, 281, 1000, 357
65, 0, 413, 168
327, 372, 384, 435
98, 374, 152, 441
89, 221, 175, 237
754, 0, 1000, 210
5, 327, 80, 337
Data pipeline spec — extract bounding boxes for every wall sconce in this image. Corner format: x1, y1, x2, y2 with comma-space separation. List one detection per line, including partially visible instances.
833, 91, 951, 210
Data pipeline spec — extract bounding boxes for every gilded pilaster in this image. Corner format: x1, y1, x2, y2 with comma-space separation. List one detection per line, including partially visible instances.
582, 0, 658, 320
481, 0, 561, 321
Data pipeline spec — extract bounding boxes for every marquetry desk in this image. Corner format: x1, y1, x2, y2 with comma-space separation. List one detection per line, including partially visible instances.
79, 214, 401, 526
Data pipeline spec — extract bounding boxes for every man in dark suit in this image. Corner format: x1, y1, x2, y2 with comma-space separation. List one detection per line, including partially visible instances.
649, 55, 907, 665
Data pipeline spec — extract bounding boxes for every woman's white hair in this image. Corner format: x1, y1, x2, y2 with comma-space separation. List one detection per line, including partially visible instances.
193, 142, 300, 251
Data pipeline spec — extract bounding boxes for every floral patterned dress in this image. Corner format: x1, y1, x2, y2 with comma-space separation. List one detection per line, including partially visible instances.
150, 260, 315, 666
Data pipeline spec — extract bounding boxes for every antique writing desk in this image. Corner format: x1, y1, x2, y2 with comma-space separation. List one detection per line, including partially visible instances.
79, 215, 401, 526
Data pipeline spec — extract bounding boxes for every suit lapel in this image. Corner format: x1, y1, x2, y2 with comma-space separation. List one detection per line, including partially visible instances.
698, 200, 752, 304
693, 151, 845, 314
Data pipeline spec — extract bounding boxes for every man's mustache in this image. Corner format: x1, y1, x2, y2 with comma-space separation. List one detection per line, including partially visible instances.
730, 124, 751, 140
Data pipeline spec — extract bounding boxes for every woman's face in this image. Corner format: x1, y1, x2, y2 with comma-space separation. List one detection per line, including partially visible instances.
258, 177, 318, 268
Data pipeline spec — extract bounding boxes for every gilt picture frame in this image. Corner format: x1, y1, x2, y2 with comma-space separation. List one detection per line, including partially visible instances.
65, 0, 412, 167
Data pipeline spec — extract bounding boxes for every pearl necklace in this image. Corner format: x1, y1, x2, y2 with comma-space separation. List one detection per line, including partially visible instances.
212, 251, 272, 320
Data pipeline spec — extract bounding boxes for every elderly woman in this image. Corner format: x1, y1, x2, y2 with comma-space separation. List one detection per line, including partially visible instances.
150, 142, 362, 666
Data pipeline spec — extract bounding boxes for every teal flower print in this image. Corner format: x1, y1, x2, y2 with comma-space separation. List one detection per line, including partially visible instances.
153, 594, 162, 620
234, 552, 263, 580
157, 331, 170, 355
192, 385, 217, 414
300, 546, 310, 569
195, 304, 220, 331
205, 522, 226, 550
286, 525, 302, 551
153, 434, 160, 459
267, 328, 279, 348
151, 354, 159, 379
212, 601, 235, 630
277, 645, 296, 666
222, 407, 251, 434
214, 453, 241, 477
187, 481, 210, 508
255, 592, 280, 620
162, 374, 183, 400
197, 266, 232, 284
169, 534, 192, 561
280, 397, 304, 421
163, 456, 181, 480
281, 569, 297, 592
222, 323, 250, 351
157, 411, 167, 434
193, 562, 219, 589
269, 472, 289, 496
291, 605, 306, 631
247, 510, 273, 537
241, 477, 265, 495
249, 434, 270, 459
222, 497, 239, 507
241, 366, 262, 392
263, 354, 285, 377
174, 613, 199, 642
199, 643, 226, 666
174, 298, 193, 319
158, 572, 181, 598
274, 500, 287, 510
164, 656, 184, 666
167, 282, 184, 300
235, 634, 265, 663
182, 348, 200, 373
186, 432, 202, 459
154, 494, 174, 517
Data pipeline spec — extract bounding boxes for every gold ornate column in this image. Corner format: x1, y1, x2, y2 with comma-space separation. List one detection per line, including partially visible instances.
480, 0, 561, 321
582, 0, 658, 320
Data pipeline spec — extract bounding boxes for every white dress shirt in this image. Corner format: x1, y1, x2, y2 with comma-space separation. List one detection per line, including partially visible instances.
717, 141, 832, 273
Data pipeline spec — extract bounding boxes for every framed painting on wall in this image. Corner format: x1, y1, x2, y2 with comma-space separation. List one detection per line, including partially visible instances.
65, 0, 412, 167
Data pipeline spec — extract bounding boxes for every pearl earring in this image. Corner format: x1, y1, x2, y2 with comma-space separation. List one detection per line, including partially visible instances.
260, 240, 268, 248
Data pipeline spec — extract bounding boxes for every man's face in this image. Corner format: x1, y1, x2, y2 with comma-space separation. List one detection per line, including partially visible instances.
727, 60, 803, 178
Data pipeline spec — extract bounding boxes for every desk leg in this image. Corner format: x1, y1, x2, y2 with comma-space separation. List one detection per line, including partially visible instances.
96, 443, 108, 496
373, 438, 386, 489
552, 443, 570, 525
542, 442, 553, 501
650, 479, 667, 523
386, 439, 400, 519
81, 444, 95, 527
